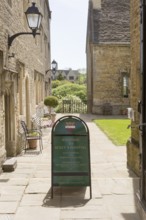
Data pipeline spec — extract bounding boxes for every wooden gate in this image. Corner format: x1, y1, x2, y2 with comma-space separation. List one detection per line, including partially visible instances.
62, 100, 87, 114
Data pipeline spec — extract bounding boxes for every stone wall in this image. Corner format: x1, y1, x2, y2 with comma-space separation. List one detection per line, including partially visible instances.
0, 0, 51, 172
126, 0, 140, 176
86, 0, 131, 114
92, 43, 130, 114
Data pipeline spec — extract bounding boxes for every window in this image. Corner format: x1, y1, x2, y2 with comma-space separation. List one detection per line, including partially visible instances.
122, 75, 129, 98
69, 76, 74, 80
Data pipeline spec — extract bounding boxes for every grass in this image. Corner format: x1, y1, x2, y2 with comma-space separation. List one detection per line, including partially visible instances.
93, 119, 131, 146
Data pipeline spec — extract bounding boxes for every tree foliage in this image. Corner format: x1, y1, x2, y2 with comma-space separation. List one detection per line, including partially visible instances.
52, 83, 87, 103
76, 74, 87, 84
52, 80, 69, 89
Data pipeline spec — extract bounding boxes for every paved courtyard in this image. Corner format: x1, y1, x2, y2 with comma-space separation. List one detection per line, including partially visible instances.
0, 114, 140, 220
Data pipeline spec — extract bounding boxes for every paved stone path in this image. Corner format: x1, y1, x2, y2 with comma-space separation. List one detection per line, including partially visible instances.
0, 114, 141, 220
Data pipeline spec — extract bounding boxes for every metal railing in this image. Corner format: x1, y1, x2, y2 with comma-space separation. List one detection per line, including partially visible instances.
62, 100, 87, 114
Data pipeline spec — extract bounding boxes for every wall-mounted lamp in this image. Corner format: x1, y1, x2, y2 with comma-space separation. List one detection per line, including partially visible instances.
8, 2, 42, 48
46, 60, 58, 75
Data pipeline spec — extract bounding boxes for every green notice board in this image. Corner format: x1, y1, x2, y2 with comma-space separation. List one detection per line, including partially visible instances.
51, 115, 92, 198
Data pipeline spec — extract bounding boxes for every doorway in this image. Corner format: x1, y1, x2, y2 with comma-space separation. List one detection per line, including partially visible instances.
4, 85, 16, 157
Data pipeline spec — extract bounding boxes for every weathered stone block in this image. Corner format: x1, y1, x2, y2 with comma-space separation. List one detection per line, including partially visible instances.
2, 158, 17, 172
126, 139, 140, 176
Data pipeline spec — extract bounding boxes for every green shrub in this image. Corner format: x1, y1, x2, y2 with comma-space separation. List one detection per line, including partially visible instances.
44, 96, 59, 108
74, 90, 87, 104
28, 131, 39, 137
52, 80, 61, 89
76, 74, 87, 84
52, 83, 86, 100
52, 80, 70, 89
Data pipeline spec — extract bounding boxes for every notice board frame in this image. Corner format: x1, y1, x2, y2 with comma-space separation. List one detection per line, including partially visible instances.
51, 115, 92, 199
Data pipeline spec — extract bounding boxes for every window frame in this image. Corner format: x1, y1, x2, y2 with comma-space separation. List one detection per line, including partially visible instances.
122, 73, 129, 98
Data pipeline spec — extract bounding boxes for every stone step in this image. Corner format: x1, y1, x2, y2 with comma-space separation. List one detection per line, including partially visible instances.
2, 158, 17, 172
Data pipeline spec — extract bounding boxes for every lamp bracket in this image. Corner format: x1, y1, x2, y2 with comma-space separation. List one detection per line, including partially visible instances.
45, 69, 51, 74
8, 31, 40, 48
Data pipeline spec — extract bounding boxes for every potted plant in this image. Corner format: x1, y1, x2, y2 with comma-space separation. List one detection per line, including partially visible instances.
44, 96, 59, 112
27, 131, 39, 149
44, 96, 59, 125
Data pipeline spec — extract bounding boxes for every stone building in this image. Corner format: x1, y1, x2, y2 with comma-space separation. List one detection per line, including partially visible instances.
52, 69, 80, 83
129, 0, 146, 218
86, 0, 131, 115
126, 0, 140, 176
0, 0, 51, 173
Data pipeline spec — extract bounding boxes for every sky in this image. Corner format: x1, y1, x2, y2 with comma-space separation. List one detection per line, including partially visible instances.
49, 0, 89, 70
